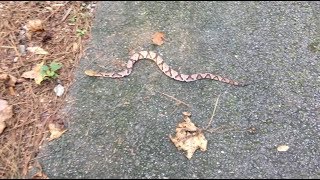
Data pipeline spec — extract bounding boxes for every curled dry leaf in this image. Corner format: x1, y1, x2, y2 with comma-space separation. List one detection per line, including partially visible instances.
0, 99, 13, 134
27, 46, 49, 55
25, 19, 44, 40
21, 62, 44, 84
48, 123, 67, 141
277, 145, 289, 152
152, 32, 165, 46
26, 19, 44, 32
0, 73, 17, 95
0, 73, 17, 86
169, 112, 207, 159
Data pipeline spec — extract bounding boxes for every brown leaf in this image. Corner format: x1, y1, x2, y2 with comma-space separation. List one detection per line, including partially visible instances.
8, 87, 15, 96
26, 32, 32, 41
0, 121, 6, 135
26, 19, 44, 32
8, 75, 17, 87
48, 123, 67, 141
72, 42, 78, 52
0, 73, 17, 86
169, 112, 207, 159
27, 47, 49, 55
31, 171, 49, 179
0, 73, 17, 95
0, 74, 8, 81
84, 70, 100, 76
152, 32, 165, 46
0, 99, 13, 134
21, 62, 45, 84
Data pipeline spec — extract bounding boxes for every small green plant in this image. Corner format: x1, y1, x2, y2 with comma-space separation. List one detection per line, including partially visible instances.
76, 28, 86, 37
40, 61, 62, 80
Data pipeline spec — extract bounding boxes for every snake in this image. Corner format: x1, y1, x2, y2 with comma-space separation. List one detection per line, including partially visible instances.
86, 50, 248, 86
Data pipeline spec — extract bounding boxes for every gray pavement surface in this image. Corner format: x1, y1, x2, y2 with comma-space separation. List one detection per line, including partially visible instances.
38, 1, 320, 178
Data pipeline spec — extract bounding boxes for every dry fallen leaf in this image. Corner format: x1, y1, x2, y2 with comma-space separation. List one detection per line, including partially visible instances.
0, 73, 17, 86
277, 145, 289, 152
0, 73, 17, 95
72, 42, 78, 52
0, 121, 6, 135
31, 171, 49, 179
21, 62, 45, 84
8, 75, 17, 87
26, 19, 44, 32
84, 69, 100, 76
169, 112, 207, 159
152, 32, 165, 46
0, 99, 13, 134
0, 73, 8, 80
25, 19, 44, 40
27, 47, 49, 55
48, 123, 67, 141
8, 87, 15, 96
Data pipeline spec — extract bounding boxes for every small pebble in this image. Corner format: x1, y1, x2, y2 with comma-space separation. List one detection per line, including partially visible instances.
54, 84, 65, 97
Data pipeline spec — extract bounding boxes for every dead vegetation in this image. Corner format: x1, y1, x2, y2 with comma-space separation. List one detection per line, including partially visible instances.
0, 1, 95, 178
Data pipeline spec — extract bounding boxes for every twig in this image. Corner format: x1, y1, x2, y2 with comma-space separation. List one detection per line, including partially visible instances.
205, 93, 222, 130
44, 6, 61, 22
169, 105, 179, 116
8, 34, 20, 57
158, 91, 191, 107
0, 46, 15, 49
61, 7, 72, 23
205, 125, 238, 133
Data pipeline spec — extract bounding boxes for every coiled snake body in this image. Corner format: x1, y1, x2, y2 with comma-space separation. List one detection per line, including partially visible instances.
88, 51, 248, 86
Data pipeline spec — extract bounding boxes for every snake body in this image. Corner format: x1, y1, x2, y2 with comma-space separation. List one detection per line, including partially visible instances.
90, 51, 248, 86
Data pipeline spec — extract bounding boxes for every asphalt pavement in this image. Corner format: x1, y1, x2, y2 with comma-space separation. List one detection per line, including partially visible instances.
38, 1, 320, 178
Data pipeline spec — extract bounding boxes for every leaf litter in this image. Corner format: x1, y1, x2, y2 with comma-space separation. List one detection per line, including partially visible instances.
0, 71, 18, 96
0, 1, 95, 178
26, 46, 49, 55
21, 62, 46, 85
169, 93, 224, 159
170, 112, 207, 159
0, 99, 13, 135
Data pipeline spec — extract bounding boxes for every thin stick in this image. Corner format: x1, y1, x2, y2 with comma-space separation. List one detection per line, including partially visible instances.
205, 93, 222, 130
0, 46, 15, 49
44, 6, 61, 22
61, 7, 72, 23
169, 105, 179, 116
159, 92, 191, 107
